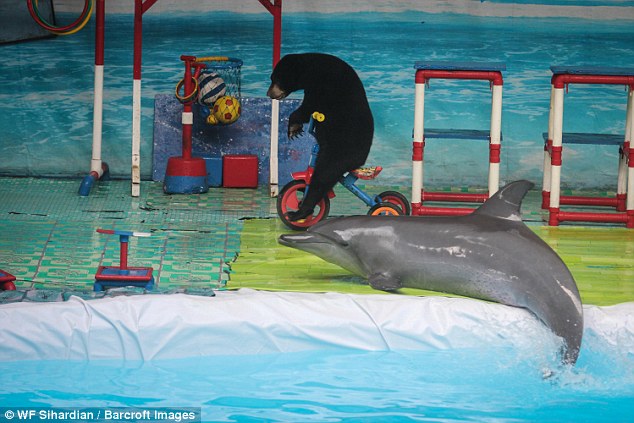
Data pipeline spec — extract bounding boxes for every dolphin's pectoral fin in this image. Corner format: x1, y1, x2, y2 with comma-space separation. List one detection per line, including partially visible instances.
368, 272, 402, 292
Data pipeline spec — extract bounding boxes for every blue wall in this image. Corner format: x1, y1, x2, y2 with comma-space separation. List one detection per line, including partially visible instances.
1, 1, 633, 189
152, 95, 308, 188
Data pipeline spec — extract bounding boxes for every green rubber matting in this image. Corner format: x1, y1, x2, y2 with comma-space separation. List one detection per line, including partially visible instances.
0, 177, 632, 306
230, 219, 634, 306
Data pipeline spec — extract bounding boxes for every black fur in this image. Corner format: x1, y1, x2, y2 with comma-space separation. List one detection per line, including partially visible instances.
267, 53, 374, 221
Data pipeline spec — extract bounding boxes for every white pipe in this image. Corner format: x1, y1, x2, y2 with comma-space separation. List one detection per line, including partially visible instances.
131, 79, 142, 197
91, 64, 104, 177
411, 82, 425, 205
269, 99, 280, 197
488, 168, 500, 198
549, 87, 565, 209
489, 84, 502, 196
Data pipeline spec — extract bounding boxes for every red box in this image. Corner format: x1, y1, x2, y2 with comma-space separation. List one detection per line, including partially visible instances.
222, 154, 259, 188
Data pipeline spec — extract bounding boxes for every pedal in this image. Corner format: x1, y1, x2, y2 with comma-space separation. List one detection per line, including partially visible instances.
351, 166, 382, 180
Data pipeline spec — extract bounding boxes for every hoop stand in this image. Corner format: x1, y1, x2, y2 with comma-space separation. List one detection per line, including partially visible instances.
94, 229, 154, 292
163, 55, 209, 194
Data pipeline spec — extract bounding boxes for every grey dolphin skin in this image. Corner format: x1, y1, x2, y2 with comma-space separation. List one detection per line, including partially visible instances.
278, 180, 583, 365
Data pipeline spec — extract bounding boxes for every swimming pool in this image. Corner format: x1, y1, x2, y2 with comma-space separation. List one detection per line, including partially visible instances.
1, 290, 633, 421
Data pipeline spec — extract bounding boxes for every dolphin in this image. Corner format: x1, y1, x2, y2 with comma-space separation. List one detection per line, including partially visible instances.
278, 180, 583, 365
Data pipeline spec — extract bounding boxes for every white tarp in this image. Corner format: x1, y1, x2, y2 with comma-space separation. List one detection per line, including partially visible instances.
0, 289, 633, 361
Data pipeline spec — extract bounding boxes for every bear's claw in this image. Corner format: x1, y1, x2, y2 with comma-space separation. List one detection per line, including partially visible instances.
286, 209, 314, 222
288, 123, 304, 139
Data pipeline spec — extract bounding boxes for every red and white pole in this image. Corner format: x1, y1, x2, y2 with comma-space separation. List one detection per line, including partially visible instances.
259, 0, 283, 197
547, 84, 565, 225
488, 82, 503, 197
131, 0, 159, 197
91, 0, 105, 178
626, 87, 634, 226
541, 85, 556, 209
411, 81, 426, 214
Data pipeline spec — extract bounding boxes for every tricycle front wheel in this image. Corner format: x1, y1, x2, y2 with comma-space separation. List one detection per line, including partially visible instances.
277, 180, 330, 231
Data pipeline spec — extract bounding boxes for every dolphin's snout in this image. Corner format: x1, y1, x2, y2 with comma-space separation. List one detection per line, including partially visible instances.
278, 234, 297, 246
278, 233, 319, 247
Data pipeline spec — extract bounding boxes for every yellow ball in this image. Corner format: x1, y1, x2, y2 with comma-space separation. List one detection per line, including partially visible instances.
212, 95, 241, 125
206, 113, 218, 125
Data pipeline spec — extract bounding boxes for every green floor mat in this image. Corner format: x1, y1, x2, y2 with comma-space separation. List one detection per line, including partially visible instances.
2, 178, 633, 305
231, 218, 634, 306
532, 225, 634, 305
231, 218, 454, 297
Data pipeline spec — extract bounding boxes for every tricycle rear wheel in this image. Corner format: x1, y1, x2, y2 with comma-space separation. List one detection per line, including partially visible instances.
377, 190, 411, 215
368, 202, 403, 216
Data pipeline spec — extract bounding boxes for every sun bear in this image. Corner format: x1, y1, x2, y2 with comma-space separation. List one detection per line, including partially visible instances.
267, 53, 374, 221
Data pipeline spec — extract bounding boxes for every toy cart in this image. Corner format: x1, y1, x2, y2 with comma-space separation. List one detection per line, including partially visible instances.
94, 229, 154, 292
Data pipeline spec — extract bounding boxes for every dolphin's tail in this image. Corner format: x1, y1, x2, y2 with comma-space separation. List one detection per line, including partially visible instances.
473, 180, 535, 221
544, 299, 584, 366
562, 331, 583, 366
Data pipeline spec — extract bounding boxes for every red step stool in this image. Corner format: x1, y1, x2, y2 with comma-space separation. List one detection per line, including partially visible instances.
94, 229, 154, 292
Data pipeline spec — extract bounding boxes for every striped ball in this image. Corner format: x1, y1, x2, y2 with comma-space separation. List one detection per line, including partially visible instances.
197, 72, 226, 106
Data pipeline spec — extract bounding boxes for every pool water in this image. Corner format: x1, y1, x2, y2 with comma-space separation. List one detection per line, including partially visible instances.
1, 263, 633, 422
2, 344, 633, 422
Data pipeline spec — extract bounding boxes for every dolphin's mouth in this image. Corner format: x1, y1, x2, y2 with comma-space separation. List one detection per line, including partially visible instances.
278, 233, 326, 247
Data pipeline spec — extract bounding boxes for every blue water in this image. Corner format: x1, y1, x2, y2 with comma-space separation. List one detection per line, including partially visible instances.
2, 10, 634, 188
1, 345, 633, 422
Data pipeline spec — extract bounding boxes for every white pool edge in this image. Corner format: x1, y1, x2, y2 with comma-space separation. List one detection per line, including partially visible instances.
0, 289, 632, 361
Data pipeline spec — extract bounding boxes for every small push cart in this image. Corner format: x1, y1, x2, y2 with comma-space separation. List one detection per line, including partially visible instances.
94, 229, 154, 292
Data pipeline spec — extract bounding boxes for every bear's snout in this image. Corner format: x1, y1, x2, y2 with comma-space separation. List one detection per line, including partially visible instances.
267, 82, 287, 100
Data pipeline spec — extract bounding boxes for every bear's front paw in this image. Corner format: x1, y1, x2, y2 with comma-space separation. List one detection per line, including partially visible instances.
288, 123, 304, 139
286, 208, 314, 222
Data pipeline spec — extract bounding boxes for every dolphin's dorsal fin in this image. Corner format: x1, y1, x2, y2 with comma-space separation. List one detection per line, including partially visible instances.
472, 180, 535, 221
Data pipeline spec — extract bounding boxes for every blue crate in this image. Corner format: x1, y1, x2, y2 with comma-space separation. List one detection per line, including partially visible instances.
204, 156, 223, 187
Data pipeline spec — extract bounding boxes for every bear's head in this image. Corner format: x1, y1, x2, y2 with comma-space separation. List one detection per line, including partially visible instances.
267, 54, 305, 100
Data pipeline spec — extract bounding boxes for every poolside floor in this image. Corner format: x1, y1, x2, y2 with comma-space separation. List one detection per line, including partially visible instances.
0, 177, 632, 305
